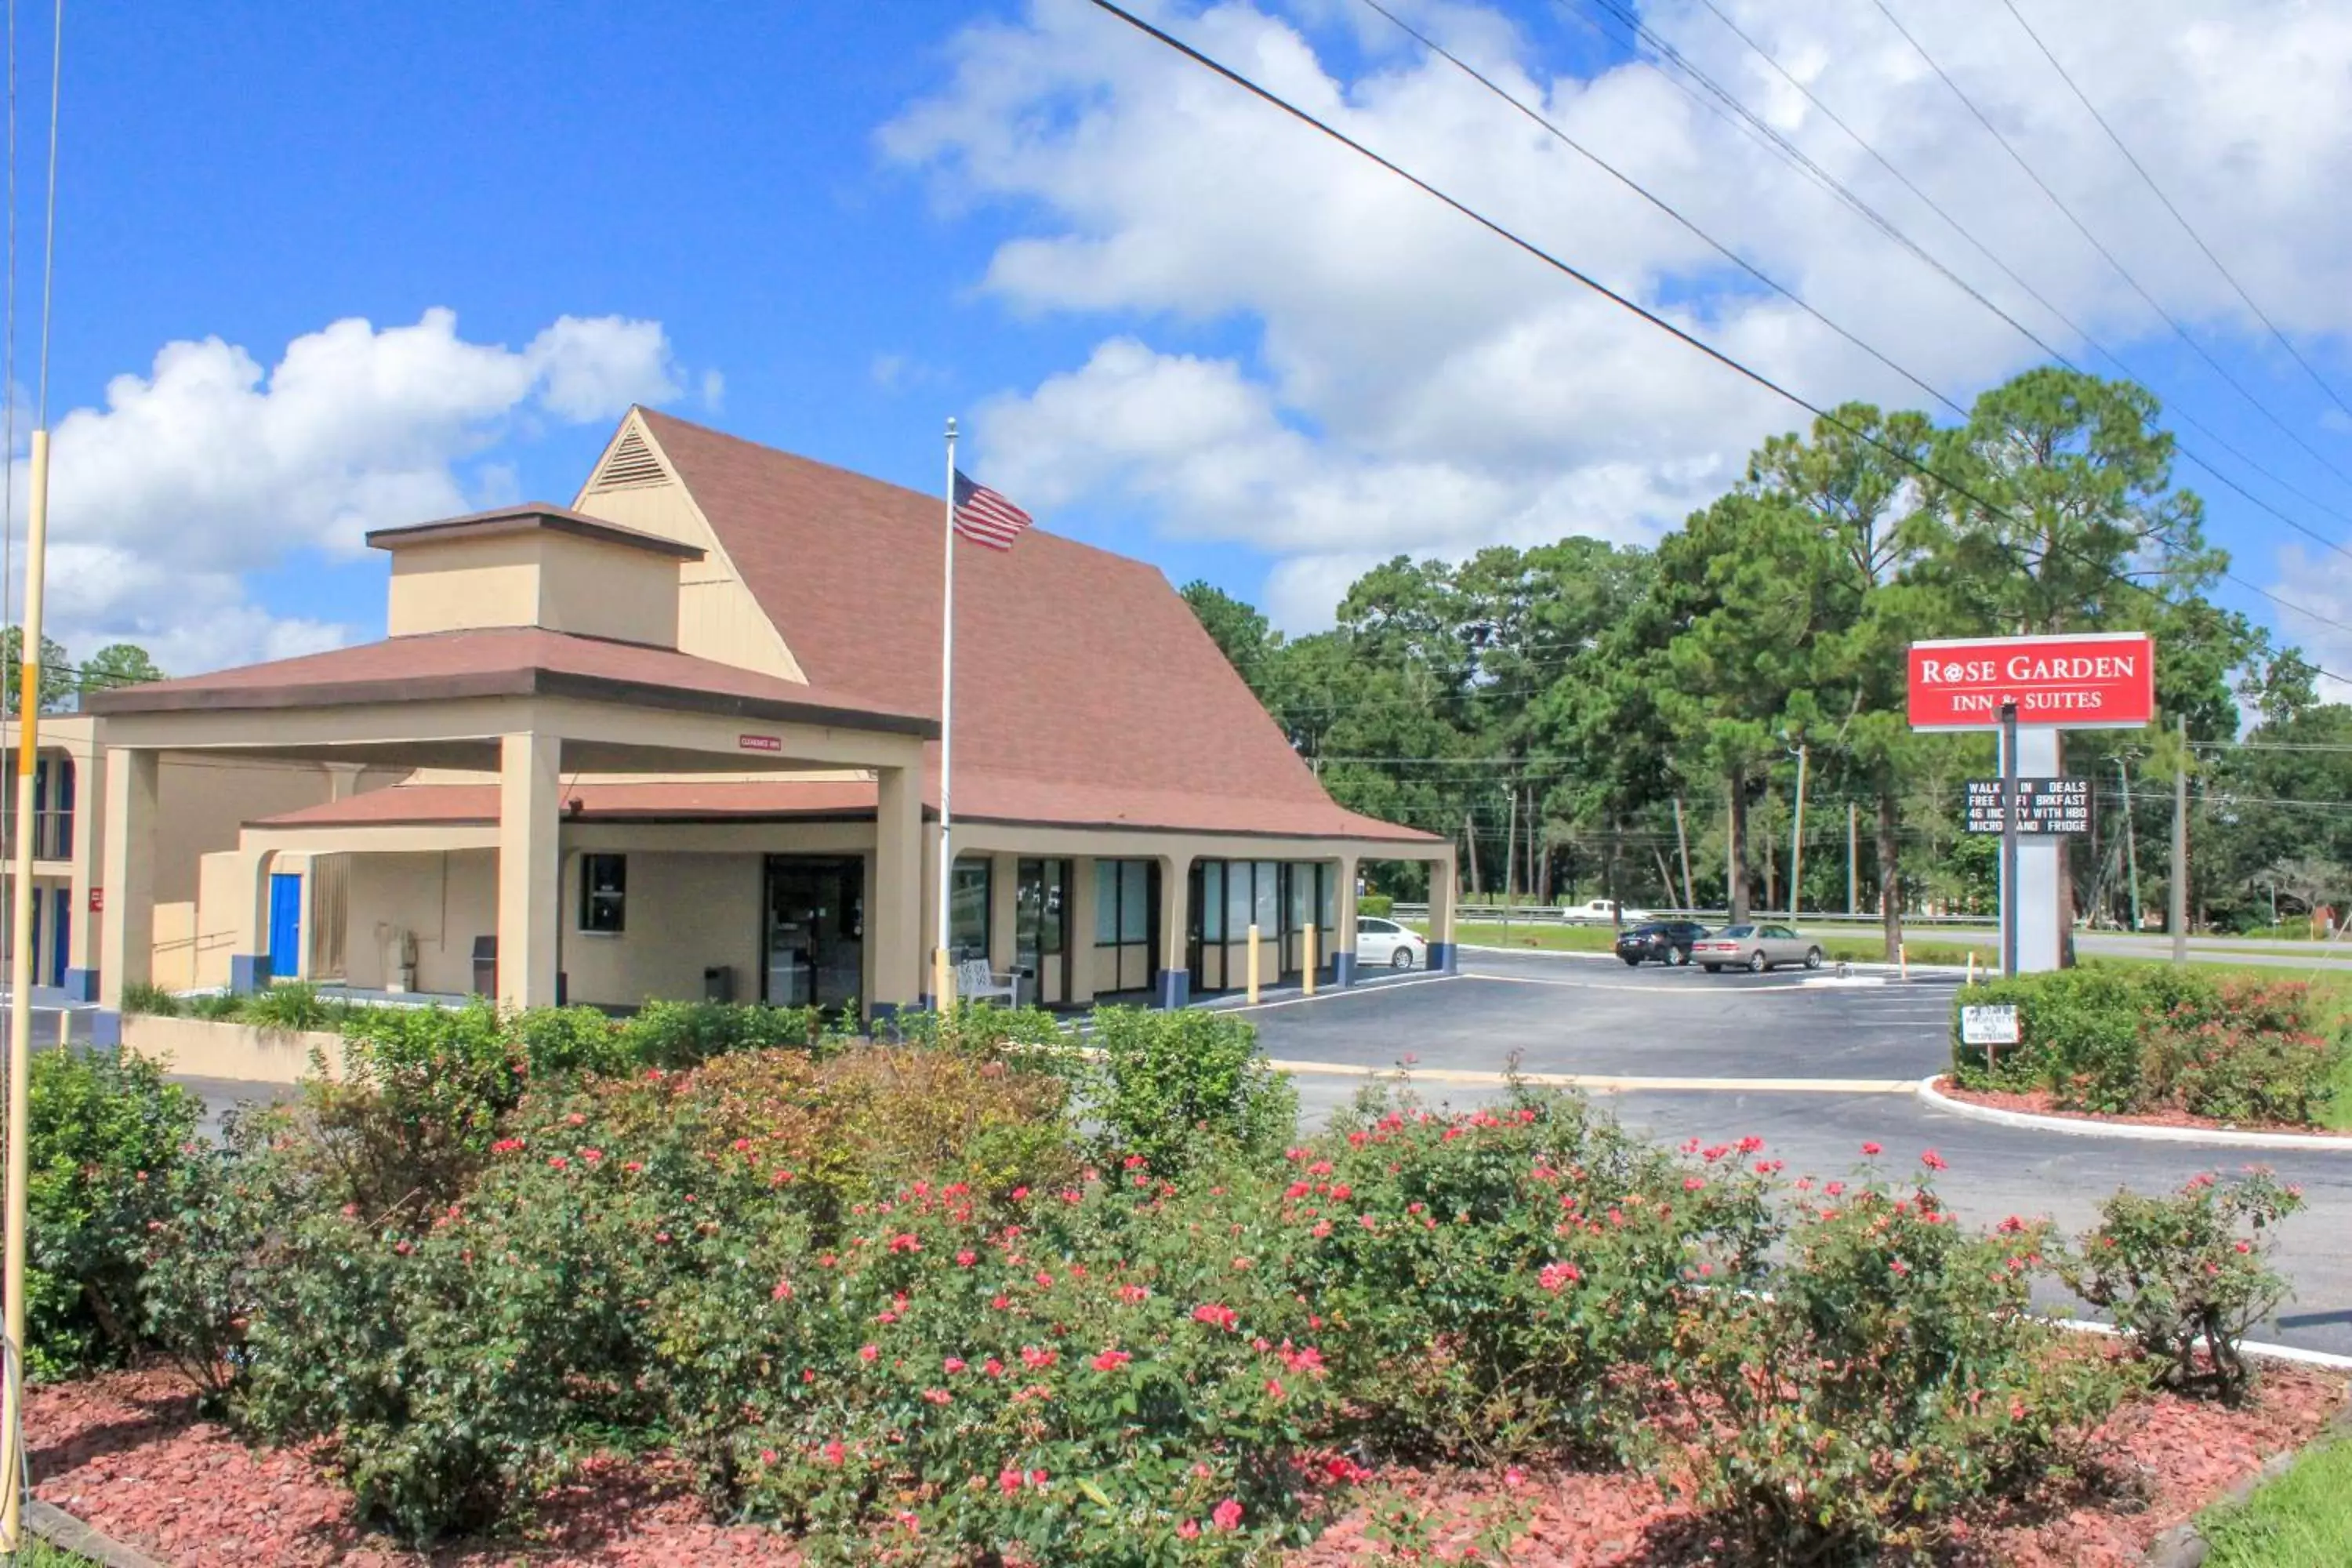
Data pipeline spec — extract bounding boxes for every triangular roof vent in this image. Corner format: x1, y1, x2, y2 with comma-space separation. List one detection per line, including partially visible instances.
586, 425, 667, 492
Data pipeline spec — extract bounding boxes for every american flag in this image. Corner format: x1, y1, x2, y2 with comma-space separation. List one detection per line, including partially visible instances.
952, 470, 1033, 550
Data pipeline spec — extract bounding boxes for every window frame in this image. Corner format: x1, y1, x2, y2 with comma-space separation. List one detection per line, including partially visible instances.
579, 852, 627, 935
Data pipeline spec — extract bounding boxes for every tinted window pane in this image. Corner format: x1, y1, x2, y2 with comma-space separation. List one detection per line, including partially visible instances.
951, 858, 990, 960
1254, 862, 1279, 931
1227, 862, 1253, 936
1120, 859, 1149, 942
1202, 862, 1224, 942
1095, 860, 1120, 944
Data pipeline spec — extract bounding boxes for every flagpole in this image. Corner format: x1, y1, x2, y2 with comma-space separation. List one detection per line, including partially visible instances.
934, 416, 956, 1011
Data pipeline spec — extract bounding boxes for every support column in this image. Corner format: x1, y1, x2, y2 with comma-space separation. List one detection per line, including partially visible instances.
228, 848, 278, 993
96, 749, 158, 1012
1427, 853, 1459, 975
872, 762, 924, 1020
1157, 852, 1191, 1010
2011, 725, 2063, 973
1334, 854, 1359, 989
496, 731, 562, 1010
1067, 856, 1098, 1006
987, 851, 1019, 989
64, 746, 105, 1001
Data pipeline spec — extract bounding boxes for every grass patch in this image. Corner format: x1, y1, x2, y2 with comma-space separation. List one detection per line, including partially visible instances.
1423, 920, 1980, 967
2200, 1434, 2352, 1567
10, 1537, 100, 1566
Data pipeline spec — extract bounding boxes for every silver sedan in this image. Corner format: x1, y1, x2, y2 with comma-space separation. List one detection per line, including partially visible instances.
1692, 923, 1824, 974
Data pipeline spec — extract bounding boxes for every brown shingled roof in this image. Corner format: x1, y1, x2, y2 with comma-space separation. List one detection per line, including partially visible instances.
635, 409, 1437, 843
83, 626, 933, 735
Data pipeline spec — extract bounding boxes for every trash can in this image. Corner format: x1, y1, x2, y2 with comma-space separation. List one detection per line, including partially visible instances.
704, 965, 735, 1004
471, 935, 497, 999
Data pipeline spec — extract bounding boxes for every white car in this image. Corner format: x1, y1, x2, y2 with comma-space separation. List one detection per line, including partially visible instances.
1568, 898, 1653, 925
1354, 916, 1428, 971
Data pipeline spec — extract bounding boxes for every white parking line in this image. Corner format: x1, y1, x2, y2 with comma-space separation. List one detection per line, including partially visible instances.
1267, 1058, 1915, 1094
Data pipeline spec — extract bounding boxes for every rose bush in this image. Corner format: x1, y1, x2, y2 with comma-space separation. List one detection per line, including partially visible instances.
1685, 1148, 2128, 1562
2057, 1167, 2305, 1403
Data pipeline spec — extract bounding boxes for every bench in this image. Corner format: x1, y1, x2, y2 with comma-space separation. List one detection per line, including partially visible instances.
956, 957, 1021, 1008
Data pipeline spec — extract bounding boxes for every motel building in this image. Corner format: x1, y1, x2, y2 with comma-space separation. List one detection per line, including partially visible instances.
49, 409, 1454, 1028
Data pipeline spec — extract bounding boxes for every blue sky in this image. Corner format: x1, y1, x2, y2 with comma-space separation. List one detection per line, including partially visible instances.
17, 0, 2352, 681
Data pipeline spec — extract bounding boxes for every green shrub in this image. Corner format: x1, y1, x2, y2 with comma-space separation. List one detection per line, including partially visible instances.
1954, 968, 2347, 1125
188, 991, 245, 1022
1083, 1005, 1296, 1174
1299, 1085, 1775, 1462
1686, 1156, 2126, 1560
25, 1047, 202, 1377
1359, 893, 1395, 918
120, 980, 181, 1017
242, 982, 346, 1032
615, 998, 822, 1069
2057, 1169, 2305, 1403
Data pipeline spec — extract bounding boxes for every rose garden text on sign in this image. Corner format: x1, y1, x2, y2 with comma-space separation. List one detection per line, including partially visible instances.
1907, 632, 2155, 731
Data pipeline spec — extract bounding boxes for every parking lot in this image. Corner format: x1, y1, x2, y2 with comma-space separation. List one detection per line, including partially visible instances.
1248, 946, 2352, 1360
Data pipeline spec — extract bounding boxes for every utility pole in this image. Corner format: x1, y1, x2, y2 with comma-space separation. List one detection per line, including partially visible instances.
1846, 800, 1859, 916
1788, 743, 1808, 920
2171, 715, 2189, 963
1672, 795, 1696, 913
2115, 755, 2140, 933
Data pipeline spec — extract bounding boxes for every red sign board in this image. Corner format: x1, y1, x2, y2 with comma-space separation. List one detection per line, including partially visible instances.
89, 887, 103, 913
1907, 632, 2155, 731
738, 734, 783, 753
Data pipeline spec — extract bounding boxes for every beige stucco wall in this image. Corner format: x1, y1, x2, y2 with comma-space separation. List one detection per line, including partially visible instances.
386, 532, 680, 648
344, 848, 498, 995
559, 849, 763, 1008
387, 536, 540, 635
122, 1012, 345, 1084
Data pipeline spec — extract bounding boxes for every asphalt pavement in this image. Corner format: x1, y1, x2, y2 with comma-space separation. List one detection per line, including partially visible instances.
1248, 947, 2352, 1360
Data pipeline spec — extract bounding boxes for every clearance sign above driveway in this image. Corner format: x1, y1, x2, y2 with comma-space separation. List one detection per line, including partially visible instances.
1907, 631, 2155, 731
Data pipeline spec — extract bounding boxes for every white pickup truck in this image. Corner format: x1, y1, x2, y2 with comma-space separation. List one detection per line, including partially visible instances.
1566, 898, 1652, 925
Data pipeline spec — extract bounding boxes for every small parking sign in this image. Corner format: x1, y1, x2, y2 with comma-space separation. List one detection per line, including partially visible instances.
1960, 1004, 2020, 1046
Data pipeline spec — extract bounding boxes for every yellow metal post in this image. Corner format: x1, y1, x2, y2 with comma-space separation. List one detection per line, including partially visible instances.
1246, 922, 1261, 1005
1303, 924, 1316, 997
1900, 943, 1909, 982
1965, 950, 1977, 986
935, 948, 955, 1014
2, 430, 54, 1551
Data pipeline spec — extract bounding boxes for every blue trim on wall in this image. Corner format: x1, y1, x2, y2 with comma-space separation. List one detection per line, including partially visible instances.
87, 1009, 122, 1048
63, 967, 100, 1004
1428, 942, 1457, 975
229, 954, 273, 994
1333, 953, 1357, 989
1157, 969, 1191, 1010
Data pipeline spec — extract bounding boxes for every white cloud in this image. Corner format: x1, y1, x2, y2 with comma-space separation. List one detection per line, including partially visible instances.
884, 0, 2352, 629
9, 308, 685, 671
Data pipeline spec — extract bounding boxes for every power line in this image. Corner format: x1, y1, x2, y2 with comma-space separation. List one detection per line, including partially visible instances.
1870, 0, 2352, 500
1592, 0, 2352, 568
1995, 0, 2352, 428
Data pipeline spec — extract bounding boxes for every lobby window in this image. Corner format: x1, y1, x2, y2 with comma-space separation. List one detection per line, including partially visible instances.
1094, 859, 1152, 946
951, 858, 991, 960
580, 854, 626, 934
1200, 861, 1224, 942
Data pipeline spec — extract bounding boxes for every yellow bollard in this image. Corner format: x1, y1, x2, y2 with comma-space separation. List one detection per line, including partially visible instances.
1247, 923, 1261, 1005
1900, 943, 1910, 982
1303, 924, 1318, 997
934, 949, 956, 1013
1965, 950, 1977, 986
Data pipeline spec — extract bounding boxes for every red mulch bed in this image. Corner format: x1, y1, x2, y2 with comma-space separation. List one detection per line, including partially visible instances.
1936, 1076, 2352, 1138
27, 1361, 2349, 1566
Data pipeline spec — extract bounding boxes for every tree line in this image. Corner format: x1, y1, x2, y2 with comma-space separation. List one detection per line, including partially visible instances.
1, 627, 165, 714
1185, 366, 2340, 954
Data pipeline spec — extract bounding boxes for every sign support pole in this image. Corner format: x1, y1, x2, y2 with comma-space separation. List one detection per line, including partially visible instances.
2001, 701, 2019, 980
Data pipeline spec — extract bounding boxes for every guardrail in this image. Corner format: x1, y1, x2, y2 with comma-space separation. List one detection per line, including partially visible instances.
1389, 902, 2000, 927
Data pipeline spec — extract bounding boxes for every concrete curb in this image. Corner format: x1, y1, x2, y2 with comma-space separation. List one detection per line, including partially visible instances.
1915, 1074, 2352, 1151
26, 1498, 169, 1568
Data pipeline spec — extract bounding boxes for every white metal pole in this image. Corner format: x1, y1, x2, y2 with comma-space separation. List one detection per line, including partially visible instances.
0, 428, 49, 1551
935, 419, 957, 1011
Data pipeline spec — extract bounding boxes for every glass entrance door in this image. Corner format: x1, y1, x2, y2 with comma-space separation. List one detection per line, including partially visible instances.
763, 856, 863, 1010
1014, 858, 1069, 1006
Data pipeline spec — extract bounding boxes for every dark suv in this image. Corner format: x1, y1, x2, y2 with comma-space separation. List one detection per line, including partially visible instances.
1613, 920, 1711, 967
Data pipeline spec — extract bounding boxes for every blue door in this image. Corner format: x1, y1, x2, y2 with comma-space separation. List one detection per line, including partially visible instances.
49, 887, 67, 989
268, 873, 303, 982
